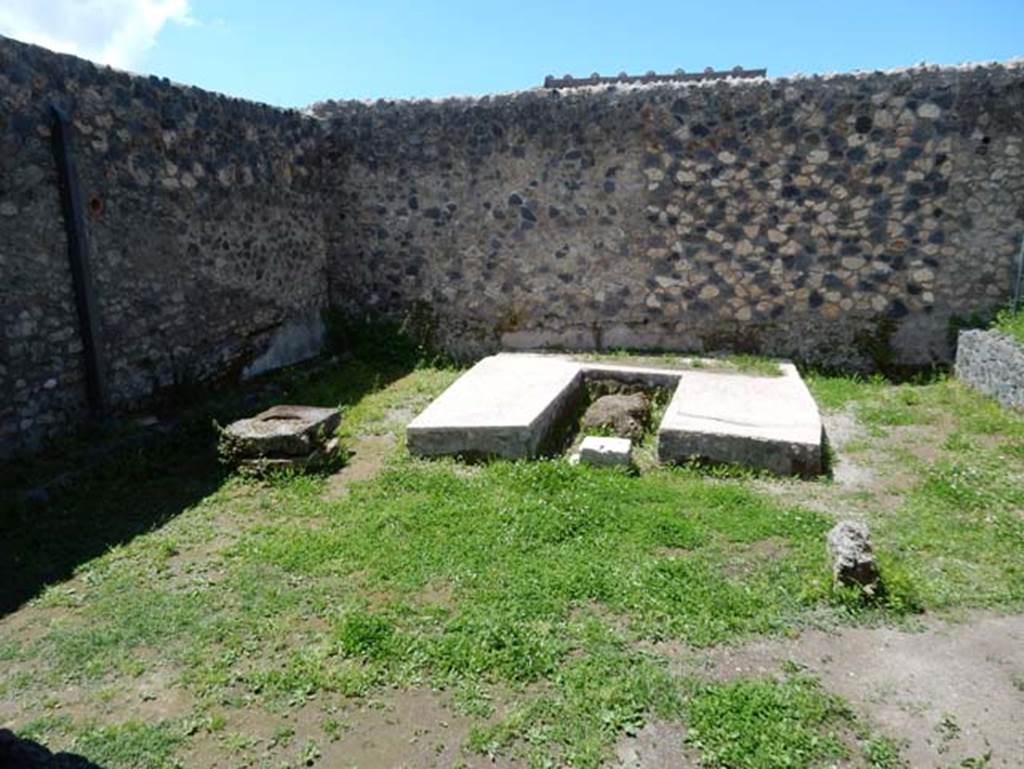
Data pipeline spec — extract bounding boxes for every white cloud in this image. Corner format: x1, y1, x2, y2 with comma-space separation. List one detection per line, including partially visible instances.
0, 0, 193, 70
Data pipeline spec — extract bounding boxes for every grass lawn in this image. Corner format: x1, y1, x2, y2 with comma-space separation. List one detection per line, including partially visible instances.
2, 331, 1023, 769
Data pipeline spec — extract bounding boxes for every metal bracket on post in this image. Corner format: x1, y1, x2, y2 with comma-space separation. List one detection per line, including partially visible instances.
50, 104, 108, 418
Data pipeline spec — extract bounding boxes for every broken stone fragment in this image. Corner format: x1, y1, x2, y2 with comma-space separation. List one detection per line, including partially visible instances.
220, 404, 340, 460
579, 436, 633, 467
827, 520, 880, 589
580, 392, 650, 440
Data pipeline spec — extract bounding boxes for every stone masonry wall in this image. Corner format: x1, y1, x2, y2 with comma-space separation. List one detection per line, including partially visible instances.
955, 329, 1024, 410
0, 36, 327, 458
4, 34, 1024, 460
315, 63, 1024, 366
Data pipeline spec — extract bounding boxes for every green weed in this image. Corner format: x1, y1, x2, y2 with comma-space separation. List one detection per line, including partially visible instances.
685, 673, 850, 769
72, 720, 184, 769
993, 307, 1024, 345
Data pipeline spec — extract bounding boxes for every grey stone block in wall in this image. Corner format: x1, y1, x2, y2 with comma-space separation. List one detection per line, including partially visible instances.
955, 329, 1024, 411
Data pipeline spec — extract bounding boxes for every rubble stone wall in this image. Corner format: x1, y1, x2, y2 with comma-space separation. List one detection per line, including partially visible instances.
316, 62, 1024, 365
0, 36, 327, 457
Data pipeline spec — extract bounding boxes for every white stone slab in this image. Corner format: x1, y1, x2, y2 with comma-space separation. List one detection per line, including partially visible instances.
657, 363, 823, 476
407, 354, 583, 459
579, 436, 633, 467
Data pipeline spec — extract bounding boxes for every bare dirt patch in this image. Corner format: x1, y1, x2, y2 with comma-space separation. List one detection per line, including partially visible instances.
825, 409, 877, 490
63, 665, 193, 724
611, 719, 697, 769
175, 687, 516, 769
162, 532, 235, 589
324, 434, 396, 499
0, 604, 70, 651
667, 612, 1024, 768
755, 408, 932, 520
319, 688, 512, 769
721, 538, 791, 579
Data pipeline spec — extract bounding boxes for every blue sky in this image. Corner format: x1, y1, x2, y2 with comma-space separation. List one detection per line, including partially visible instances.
2, 1, 1023, 107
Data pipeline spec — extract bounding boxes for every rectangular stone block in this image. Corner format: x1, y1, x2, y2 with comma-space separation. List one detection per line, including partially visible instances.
579, 436, 633, 467
657, 363, 823, 477
955, 329, 1024, 411
222, 404, 340, 458
407, 354, 583, 459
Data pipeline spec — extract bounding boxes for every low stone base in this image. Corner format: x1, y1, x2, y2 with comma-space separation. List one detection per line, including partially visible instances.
237, 438, 341, 474
406, 353, 824, 477
407, 354, 582, 459
579, 436, 633, 467
220, 404, 341, 460
955, 329, 1024, 411
220, 404, 341, 474
657, 363, 823, 477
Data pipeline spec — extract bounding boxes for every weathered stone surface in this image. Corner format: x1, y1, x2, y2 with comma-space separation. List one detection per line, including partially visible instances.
407, 354, 582, 459
579, 362, 687, 389
955, 329, 1024, 411
221, 404, 340, 459
579, 436, 633, 467
580, 393, 650, 440
827, 520, 880, 589
241, 312, 326, 381
238, 437, 341, 474
657, 363, 823, 477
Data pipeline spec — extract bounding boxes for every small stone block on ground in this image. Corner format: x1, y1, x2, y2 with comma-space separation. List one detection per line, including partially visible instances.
221, 404, 341, 459
657, 363, 823, 477
407, 354, 583, 459
579, 436, 633, 467
580, 392, 650, 440
827, 520, 880, 589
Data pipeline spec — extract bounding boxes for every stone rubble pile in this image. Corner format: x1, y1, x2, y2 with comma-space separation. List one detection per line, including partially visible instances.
580, 392, 651, 441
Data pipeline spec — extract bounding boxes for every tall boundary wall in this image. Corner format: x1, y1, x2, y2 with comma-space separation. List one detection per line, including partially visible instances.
315, 62, 1024, 365
0, 36, 327, 458
2, 33, 1024, 458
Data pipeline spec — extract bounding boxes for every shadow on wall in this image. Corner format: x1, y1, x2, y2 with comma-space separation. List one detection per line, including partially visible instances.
0, 318, 421, 617
0, 728, 104, 768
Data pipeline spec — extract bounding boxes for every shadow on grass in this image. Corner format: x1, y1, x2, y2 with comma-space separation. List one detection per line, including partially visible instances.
0, 728, 104, 768
0, 430, 230, 616
0, 318, 421, 617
